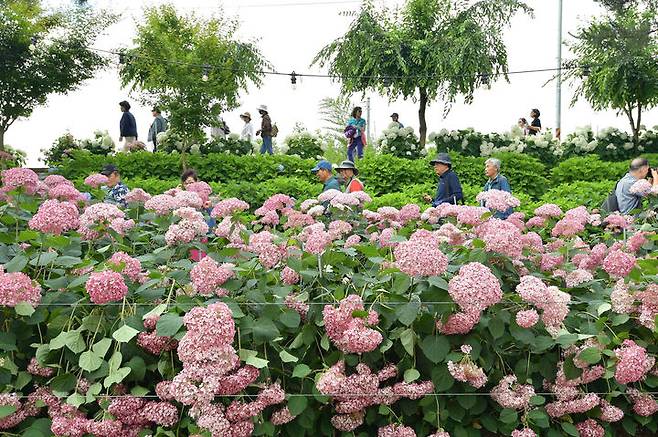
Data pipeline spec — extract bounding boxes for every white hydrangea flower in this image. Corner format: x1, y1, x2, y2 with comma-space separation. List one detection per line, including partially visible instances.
623, 142, 634, 150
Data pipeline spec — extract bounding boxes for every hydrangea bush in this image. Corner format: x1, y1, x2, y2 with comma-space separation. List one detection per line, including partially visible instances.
200, 133, 254, 156
1, 167, 658, 436
283, 125, 325, 160
376, 124, 425, 159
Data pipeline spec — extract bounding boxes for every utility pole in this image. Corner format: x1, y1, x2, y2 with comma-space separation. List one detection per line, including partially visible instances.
556, 0, 563, 140
366, 96, 371, 144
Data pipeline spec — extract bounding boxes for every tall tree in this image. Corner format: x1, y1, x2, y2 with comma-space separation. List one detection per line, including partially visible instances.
118, 5, 268, 149
564, 0, 658, 144
0, 0, 114, 151
313, 0, 530, 146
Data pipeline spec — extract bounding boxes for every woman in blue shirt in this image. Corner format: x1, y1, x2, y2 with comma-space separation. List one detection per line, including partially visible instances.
347, 107, 366, 162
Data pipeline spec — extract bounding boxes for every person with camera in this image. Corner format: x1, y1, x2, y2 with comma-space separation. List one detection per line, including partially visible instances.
615, 158, 658, 214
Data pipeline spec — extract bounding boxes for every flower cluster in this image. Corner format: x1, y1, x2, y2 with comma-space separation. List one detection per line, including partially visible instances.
516, 275, 570, 333
137, 315, 178, 355
85, 270, 128, 304
0, 270, 41, 307
394, 230, 448, 277
614, 340, 655, 385
78, 202, 134, 240
476, 189, 520, 212
316, 361, 433, 432
490, 375, 535, 410
28, 199, 80, 235
165, 207, 209, 246
323, 295, 382, 353
83, 173, 109, 188
1, 168, 39, 195
189, 256, 235, 296
107, 251, 144, 283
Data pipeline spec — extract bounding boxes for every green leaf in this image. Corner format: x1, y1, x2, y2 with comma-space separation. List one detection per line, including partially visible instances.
30, 251, 57, 266
292, 364, 311, 379
351, 310, 369, 318
253, 318, 280, 342
112, 325, 139, 343
419, 335, 450, 364
79, 351, 103, 372
280, 310, 301, 329
108, 351, 122, 373
403, 368, 420, 382
400, 328, 415, 356
156, 313, 184, 337
66, 393, 86, 407
54, 256, 82, 267
4, 254, 27, 273
428, 276, 448, 290
527, 409, 549, 428
287, 396, 307, 416
597, 302, 612, 316
488, 317, 505, 339
0, 405, 17, 419
563, 355, 583, 380
577, 347, 602, 365
279, 350, 298, 363
561, 422, 579, 436
396, 299, 421, 326
499, 408, 518, 424
50, 373, 76, 392
143, 303, 167, 320
126, 356, 146, 381
246, 355, 269, 369
92, 338, 112, 358
18, 230, 39, 242
15, 301, 35, 317
104, 367, 131, 388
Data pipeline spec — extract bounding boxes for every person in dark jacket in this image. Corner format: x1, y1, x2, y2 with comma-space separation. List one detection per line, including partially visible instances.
119, 101, 138, 150
423, 153, 463, 206
256, 104, 273, 155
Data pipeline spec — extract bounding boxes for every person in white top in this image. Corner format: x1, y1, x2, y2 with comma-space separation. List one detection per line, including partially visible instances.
240, 112, 255, 142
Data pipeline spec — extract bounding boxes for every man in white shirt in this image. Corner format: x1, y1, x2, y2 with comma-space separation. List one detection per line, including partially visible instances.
240, 112, 255, 142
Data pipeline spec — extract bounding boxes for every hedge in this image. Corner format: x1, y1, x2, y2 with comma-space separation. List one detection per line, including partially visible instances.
56, 150, 551, 200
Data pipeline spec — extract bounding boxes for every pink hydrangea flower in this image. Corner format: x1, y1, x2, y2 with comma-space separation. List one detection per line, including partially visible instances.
614, 340, 655, 384
281, 266, 300, 285
0, 270, 41, 307
575, 419, 604, 437
28, 199, 80, 235
448, 262, 502, 315
344, 234, 362, 248
394, 230, 448, 277
1, 168, 39, 194
490, 375, 535, 410
378, 424, 416, 437
534, 203, 562, 218
84, 173, 109, 188
511, 429, 537, 437
48, 183, 84, 202
107, 252, 143, 283
602, 249, 636, 278
190, 257, 235, 296
85, 270, 128, 304
447, 360, 487, 388
185, 181, 212, 203
323, 295, 382, 354
476, 189, 520, 212
516, 309, 539, 328
629, 179, 652, 196
628, 388, 658, 416
125, 188, 151, 203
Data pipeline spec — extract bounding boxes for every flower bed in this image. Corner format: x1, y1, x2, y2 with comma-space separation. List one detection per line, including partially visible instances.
1, 167, 658, 436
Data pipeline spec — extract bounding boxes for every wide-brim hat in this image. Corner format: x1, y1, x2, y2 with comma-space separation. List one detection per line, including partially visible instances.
100, 164, 118, 176
335, 160, 358, 176
240, 112, 252, 120
430, 153, 452, 166
257, 104, 268, 113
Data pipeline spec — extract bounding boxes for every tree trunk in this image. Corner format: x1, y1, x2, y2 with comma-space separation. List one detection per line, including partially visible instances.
418, 87, 428, 148
0, 127, 5, 152
634, 101, 642, 146
624, 103, 639, 146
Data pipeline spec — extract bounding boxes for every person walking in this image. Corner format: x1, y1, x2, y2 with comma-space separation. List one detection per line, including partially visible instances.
256, 105, 273, 155
482, 158, 514, 219
119, 101, 138, 150
613, 158, 658, 214
240, 112, 255, 142
390, 113, 404, 128
148, 107, 167, 152
423, 153, 463, 206
527, 109, 541, 136
335, 160, 364, 193
100, 164, 129, 207
346, 106, 366, 162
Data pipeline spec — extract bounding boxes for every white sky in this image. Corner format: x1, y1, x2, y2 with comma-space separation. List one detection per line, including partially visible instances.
8, 0, 658, 166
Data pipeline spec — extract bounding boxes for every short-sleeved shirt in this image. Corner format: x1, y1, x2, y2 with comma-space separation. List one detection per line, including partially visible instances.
616, 173, 643, 214
348, 117, 366, 136
528, 118, 541, 136
105, 182, 129, 207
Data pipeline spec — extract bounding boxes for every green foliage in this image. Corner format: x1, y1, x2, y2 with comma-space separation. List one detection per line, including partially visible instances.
558, 126, 658, 161
563, 2, 658, 143
0, 0, 115, 149
118, 5, 268, 146
551, 155, 628, 184
538, 180, 615, 211
312, 0, 531, 145
41, 133, 79, 165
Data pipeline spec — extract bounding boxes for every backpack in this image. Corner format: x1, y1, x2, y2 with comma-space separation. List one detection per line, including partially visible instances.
600, 181, 620, 213
344, 125, 357, 139
271, 123, 279, 137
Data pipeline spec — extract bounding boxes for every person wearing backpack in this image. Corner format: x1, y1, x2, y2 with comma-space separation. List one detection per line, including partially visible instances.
148, 107, 167, 152
346, 106, 366, 161
423, 153, 464, 206
608, 158, 658, 214
256, 104, 274, 155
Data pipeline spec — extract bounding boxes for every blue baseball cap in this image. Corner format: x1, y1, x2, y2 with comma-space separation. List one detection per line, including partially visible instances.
311, 160, 332, 173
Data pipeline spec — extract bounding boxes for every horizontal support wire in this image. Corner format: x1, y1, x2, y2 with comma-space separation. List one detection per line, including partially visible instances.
10, 392, 658, 399
24, 299, 586, 306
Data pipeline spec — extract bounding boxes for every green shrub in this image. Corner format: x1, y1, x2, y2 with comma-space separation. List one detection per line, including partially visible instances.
199, 134, 254, 155
539, 181, 614, 212
376, 125, 425, 159
550, 155, 628, 185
